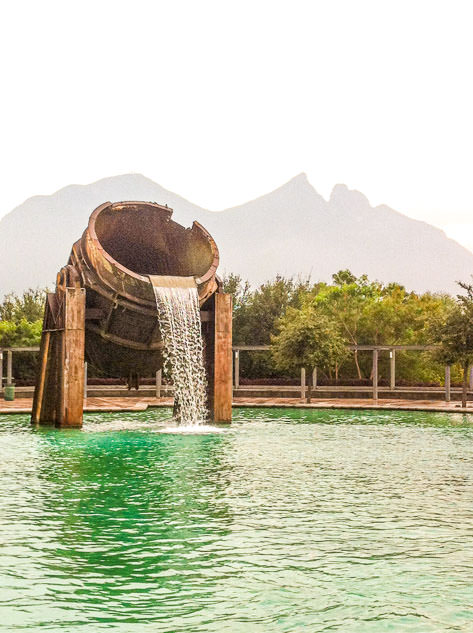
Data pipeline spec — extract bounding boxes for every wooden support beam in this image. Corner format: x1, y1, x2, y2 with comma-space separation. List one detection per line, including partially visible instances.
300, 367, 306, 401
203, 293, 232, 422
32, 287, 85, 427
212, 293, 232, 422
31, 331, 51, 424
312, 367, 317, 389
372, 349, 378, 401
61, 288, 86, 427
204, 292, 233, 422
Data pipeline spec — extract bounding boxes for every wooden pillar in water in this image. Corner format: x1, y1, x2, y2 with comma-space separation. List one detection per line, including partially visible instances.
203, 292, 232, 422
32, 287, 85, 427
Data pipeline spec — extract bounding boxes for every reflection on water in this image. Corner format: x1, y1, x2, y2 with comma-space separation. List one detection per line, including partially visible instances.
1, 408, 473, 632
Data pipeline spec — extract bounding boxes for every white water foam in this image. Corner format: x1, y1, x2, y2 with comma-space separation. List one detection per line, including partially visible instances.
151, 284, 208, 425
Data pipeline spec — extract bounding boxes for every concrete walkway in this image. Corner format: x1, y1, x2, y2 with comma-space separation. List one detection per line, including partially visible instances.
1, 397, 473, 415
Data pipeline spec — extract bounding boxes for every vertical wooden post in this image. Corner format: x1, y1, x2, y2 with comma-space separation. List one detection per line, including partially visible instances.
210, 293, 232, 422
155, 369, 162, 398
7, 350, 12, 385
31, 332, 51, 424
445, 365, 451, 402
234, 350, 240, 389
390, 349, 396, 390
372, 349, 378, 401
84, 362, 88, 402
300, 367, 306, 401
0, 351, 3, 395
33, 288, 85, 427
312, 367, 317, 389
61, 287, 86, 427
306, 368, 312, 404
469, 366, 473, 391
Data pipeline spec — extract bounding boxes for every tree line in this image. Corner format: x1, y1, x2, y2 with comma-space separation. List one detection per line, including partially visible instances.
223, 270, 473, 403
1, 272, 473, 404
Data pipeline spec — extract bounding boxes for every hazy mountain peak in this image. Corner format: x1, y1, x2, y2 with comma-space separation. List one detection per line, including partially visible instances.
329, 183, 371, 210
0, 173, 471, 296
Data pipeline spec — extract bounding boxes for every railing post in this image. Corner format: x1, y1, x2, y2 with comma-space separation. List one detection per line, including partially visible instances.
390, 349, 396, 390
445, 365, 451, 402
155, 369, 162, 399
234, 350, 239, 389
7, 350, 13, 385
306, 368, 313, 404
469, 365, 473, 391
312, 367, 317, 389
372, 349, 378, 401
84, 362, 88, 402
300, 367, 306, 401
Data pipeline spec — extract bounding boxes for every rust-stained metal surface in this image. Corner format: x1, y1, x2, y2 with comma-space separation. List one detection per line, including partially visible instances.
68, 201, 220, 376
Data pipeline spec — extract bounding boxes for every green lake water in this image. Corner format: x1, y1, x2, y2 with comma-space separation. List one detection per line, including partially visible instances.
1, 408, 473, 632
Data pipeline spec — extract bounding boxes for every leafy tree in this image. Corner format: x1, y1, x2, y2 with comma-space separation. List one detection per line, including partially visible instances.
272, 306, 348, 381
313, 271, 380, 379
0, 288, 47, 323
223, 275, 317, 379
0, 289, 46, 383
433, 280, 473, 407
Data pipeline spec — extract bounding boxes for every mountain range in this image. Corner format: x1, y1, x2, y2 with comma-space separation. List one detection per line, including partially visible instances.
0, 173, 471, 296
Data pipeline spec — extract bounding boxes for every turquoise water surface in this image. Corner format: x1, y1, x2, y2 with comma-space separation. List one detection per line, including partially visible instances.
1, 408, 473, 632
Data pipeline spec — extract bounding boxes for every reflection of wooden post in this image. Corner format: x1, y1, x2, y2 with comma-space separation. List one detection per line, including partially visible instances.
32, 287, 85, 427
203, 293, 232, 422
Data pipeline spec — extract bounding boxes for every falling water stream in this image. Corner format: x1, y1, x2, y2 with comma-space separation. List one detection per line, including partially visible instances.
150, 277, 208, 424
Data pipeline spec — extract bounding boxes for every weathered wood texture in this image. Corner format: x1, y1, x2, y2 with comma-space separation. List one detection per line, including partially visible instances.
212, 293, 233, 422
204, 293, 232, 422
32, 288, 85, 427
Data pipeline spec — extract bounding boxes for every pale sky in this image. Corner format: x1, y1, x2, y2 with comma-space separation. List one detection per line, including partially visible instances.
1, 0, 472, 250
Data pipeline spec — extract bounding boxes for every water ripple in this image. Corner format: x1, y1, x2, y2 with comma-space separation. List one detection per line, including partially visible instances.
0, 408, 473, 631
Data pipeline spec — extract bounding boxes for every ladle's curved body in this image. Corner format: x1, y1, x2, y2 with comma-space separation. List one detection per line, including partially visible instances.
67, 201, 219, 375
